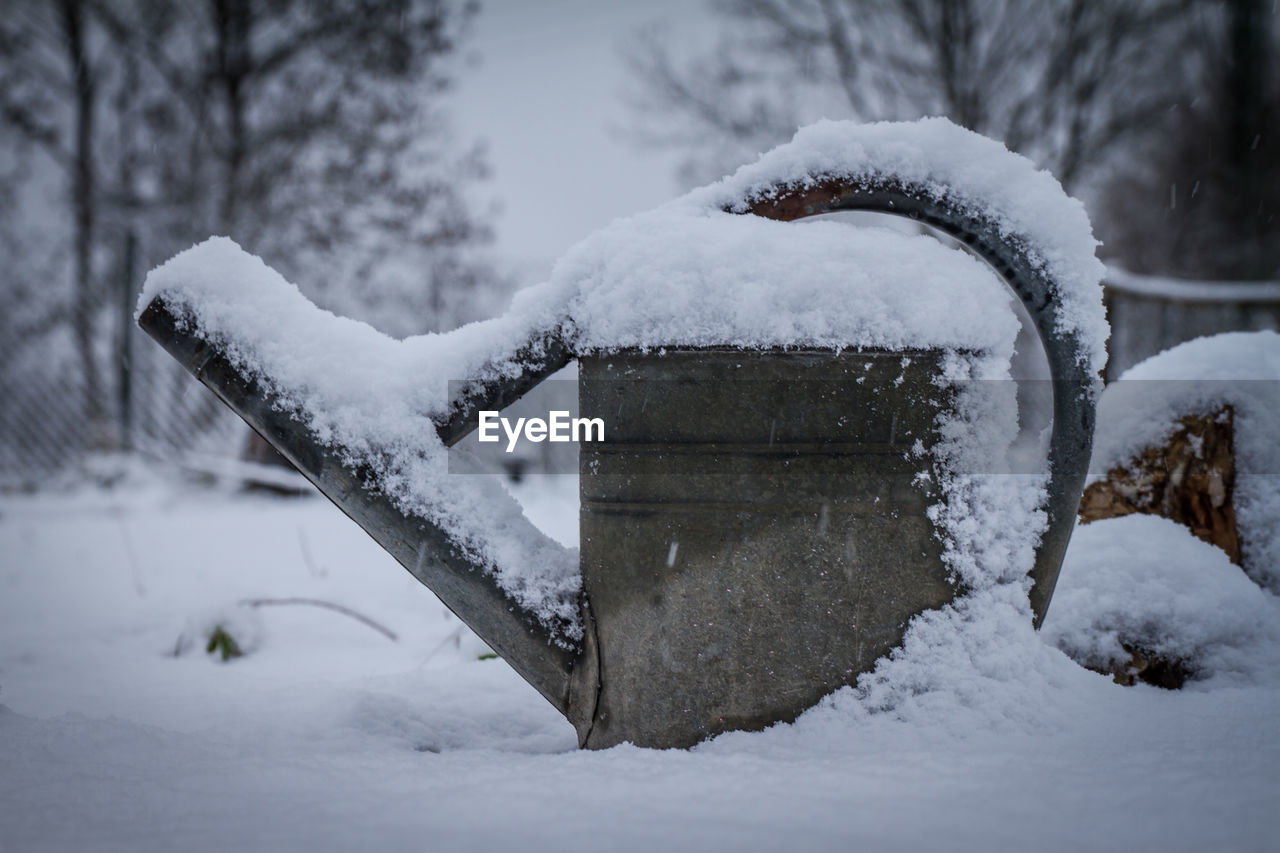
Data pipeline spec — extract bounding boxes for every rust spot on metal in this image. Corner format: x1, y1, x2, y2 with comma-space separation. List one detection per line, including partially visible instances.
741, 178, 855, 222
742, 175, 890, 220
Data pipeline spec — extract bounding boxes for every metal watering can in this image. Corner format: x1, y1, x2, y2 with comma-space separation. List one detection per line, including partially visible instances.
140, 154, 1097, 750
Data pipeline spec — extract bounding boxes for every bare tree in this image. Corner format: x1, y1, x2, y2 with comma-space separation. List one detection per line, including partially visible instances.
0, 0, 111, 432
0, 0, 503, 480
626, 0, 1196, 191
1100, 0, 1279, 280
90, 0, 502, 335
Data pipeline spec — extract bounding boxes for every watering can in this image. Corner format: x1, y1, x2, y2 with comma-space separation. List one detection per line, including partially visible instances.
139, 126, 1100, 750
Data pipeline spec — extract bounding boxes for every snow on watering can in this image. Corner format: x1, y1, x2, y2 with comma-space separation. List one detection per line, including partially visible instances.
138, 120, 1106, 749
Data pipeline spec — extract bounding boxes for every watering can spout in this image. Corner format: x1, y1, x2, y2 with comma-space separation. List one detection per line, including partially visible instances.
137, 299, 596, 734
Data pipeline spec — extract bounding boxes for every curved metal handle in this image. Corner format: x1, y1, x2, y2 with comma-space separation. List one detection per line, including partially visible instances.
736, 176, 1096, 626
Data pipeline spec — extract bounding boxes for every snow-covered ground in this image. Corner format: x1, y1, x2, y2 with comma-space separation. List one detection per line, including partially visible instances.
2, 470, 1277, 852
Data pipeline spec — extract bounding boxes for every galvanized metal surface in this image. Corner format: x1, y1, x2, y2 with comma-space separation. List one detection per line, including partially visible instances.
576, 349, 954, 749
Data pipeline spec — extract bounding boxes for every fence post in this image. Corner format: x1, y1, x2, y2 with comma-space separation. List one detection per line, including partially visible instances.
117, 230, 138, 452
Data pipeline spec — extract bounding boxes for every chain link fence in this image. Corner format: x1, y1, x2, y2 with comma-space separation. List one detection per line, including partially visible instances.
0, 293, 247, 492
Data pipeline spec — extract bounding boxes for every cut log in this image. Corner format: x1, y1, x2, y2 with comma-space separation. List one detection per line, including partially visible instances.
1079, 406, 1240, 564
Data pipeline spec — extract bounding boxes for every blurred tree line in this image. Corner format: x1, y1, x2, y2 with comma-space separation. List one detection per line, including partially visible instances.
627, 0, 1279, 282
0, 0, 503, 461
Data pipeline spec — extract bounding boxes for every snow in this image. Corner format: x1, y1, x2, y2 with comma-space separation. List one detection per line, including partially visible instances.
699, 118, 1109, 375
1, 480, 1278, 851
1090, 331, 1280, 591
138, 119, 1106, 643
547, 217, 1017, 354
1044, 514, 1280, 685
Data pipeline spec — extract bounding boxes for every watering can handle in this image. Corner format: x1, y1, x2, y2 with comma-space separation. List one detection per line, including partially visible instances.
735, 176, 1097, 627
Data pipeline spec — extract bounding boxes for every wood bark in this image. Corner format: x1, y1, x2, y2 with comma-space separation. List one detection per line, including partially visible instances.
1079, 406, 1240, 563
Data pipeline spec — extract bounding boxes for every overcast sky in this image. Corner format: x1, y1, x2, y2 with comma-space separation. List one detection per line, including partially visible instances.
453, 0, 714, 280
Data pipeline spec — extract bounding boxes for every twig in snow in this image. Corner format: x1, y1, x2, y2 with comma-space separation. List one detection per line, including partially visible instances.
239, 597, 398, 642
